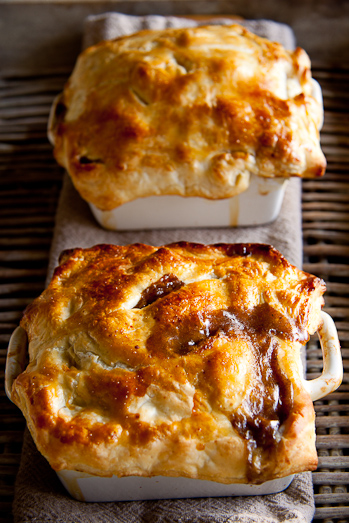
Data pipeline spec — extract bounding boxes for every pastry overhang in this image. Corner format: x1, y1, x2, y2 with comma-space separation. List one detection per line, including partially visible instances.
49, 24, 326, 211
11, 242, 325, 484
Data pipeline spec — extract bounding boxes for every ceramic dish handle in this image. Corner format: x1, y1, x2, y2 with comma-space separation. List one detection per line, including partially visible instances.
311, 78, 324, 130
303, 311, 343, 401
5, 326, 27, 402
47, 92, 64, 147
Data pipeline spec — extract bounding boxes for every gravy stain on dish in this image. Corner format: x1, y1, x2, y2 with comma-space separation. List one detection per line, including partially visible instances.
229, 195, 239, 226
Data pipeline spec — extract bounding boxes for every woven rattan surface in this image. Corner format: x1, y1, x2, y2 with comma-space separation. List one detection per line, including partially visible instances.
0, 65, 348, 522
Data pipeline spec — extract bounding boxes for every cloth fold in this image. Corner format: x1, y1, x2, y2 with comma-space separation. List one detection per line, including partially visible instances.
13, 13, 314, 523
82, 13, 296, 50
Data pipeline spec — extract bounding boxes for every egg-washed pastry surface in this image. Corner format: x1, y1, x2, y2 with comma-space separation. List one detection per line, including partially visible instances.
49, 24, 326, 211
12, 243, 325, 484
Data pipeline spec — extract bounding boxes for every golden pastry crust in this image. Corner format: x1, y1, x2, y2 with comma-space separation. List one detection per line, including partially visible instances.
11, 243, 325, 484
49, 24, 326, 211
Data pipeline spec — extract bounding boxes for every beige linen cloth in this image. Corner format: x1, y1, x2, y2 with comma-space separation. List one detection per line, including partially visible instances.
13, 13, 315, 523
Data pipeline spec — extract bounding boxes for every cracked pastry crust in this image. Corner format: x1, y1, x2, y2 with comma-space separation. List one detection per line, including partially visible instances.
49, 24, 326, 211
11, 242, 325, 484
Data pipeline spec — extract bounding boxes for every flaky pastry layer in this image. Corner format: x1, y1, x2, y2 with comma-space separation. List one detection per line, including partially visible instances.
12, 243, 325, 484
49, 24, 326, 211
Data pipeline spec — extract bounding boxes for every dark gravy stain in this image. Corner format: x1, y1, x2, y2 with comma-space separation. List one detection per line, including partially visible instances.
147, 301, 302, 481
135, 273, 184, 309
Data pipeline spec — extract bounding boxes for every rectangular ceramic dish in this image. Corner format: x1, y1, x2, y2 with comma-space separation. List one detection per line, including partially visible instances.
89, 176, 288, 231
5, 311, 342, 502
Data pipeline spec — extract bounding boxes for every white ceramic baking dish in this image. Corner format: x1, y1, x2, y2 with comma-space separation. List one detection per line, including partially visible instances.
90, 175, 288, 230
5, 310, 341, 502
48, 80, 323, 230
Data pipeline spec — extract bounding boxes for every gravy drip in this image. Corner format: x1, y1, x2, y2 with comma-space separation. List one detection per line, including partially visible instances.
231, 331, 294, 482
209, 304, 297, 481
148, 301, 300, 480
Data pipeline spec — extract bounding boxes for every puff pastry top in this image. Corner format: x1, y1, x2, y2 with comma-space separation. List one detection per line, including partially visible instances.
12, 243, 325, 484
49, 24, 326, 211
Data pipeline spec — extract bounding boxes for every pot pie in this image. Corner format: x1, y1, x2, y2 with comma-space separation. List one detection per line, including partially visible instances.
48, 24, 326, 212
10, 242, 325, 484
